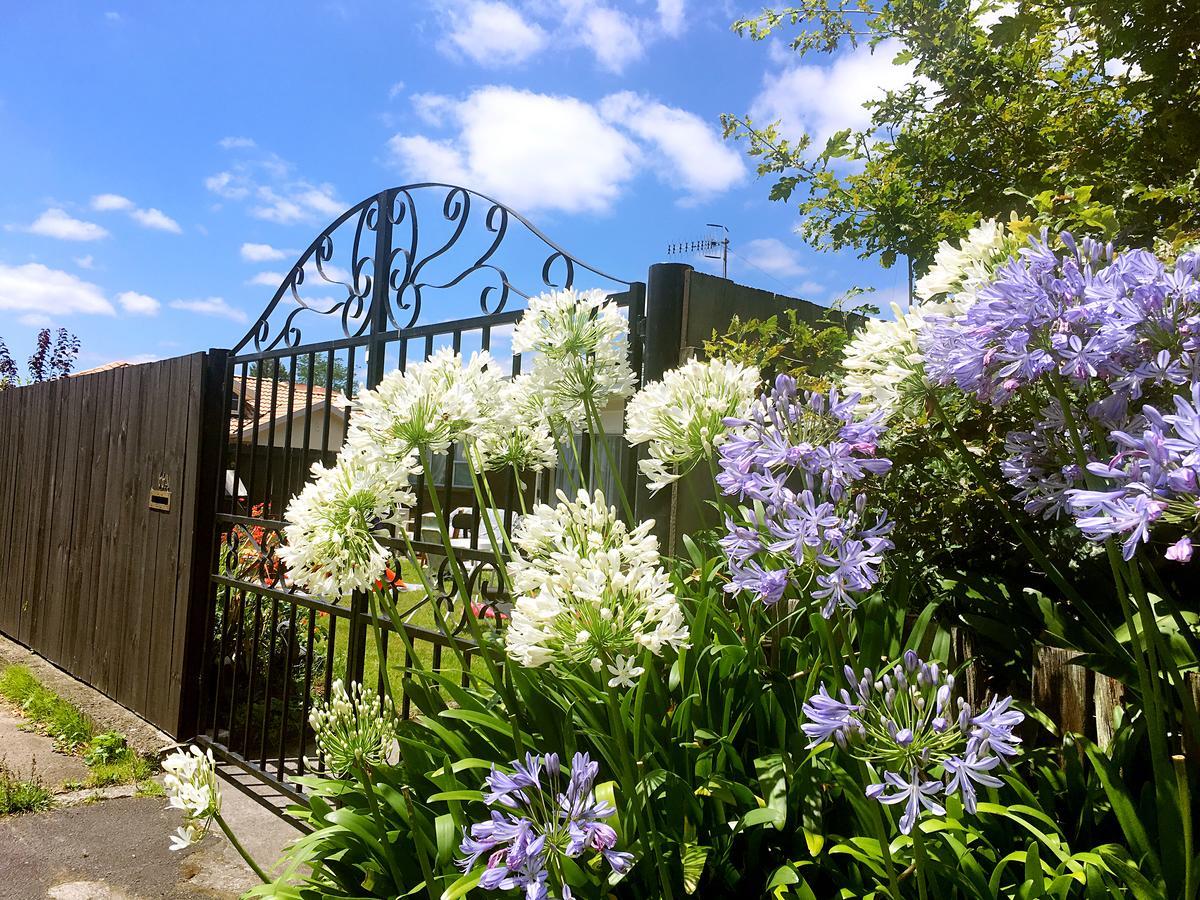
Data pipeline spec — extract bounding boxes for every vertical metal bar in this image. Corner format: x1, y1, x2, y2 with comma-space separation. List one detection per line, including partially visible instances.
261, 358, 281, 520
224, 588, 246, 750
240, 590, 263, 753
276, 601, 297, 776
296, 607, 317, 775
258, 595, 280, 766
367, 189, 394, 393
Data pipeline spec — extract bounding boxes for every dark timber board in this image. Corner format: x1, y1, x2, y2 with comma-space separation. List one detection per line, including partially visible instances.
0, 353, 212, 734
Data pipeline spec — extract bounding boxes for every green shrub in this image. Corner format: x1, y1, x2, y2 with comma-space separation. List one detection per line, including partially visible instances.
83, 730, 127, 766
0, 764, 51, 816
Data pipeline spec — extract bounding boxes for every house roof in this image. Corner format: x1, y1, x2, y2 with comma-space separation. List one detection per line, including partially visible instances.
70, 360, 135, 377
230, 375, 346, 437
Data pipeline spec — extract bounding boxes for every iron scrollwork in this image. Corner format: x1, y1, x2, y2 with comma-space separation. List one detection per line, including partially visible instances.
233, 182, 633, 354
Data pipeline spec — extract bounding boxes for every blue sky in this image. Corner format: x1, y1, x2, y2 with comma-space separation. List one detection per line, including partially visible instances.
0, 1, 912, 369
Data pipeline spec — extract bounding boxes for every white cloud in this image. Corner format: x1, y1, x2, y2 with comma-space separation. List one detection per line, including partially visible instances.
126, 353, 161, 364
27, 208, 110, 241
750, 39, 916, 145
75, 255, 95, 269
205, 171, 250, 200
169, 297, 248, 323
0, 262, 115, 315
599, 92, 745, 198
104, 10, 120, 21
389, 86, 640, 214
388, 81, 406, 100
130, 207, 182, 233
240, 242, 289, 262
657, 0, 686, 36
740, 238, 809, 278
251, 183, 343, 224
116, 290, 161, 315
247, 271, 285, 286
580, 7, 643, 73
91, 193, 134, 211
441, 2, 547, 67
18, 313, 54, 327
218, 136, 257, 149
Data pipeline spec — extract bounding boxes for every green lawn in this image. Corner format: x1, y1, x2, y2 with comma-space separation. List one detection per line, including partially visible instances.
327, 558, 490, 700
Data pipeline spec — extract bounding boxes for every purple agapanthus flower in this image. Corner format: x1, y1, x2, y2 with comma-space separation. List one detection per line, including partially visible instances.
460, 751, 633, 899
924, 234, 1200, 562
716, 376, 893, 617
802, 652, 1024, 833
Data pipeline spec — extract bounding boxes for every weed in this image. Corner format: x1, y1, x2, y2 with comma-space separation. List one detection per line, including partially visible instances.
0, 762, 52, 816
0, 665, 95, 751
83, 730, 128, 766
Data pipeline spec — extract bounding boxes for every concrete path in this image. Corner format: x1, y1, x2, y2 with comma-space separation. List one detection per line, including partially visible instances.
0, 637, 301, 899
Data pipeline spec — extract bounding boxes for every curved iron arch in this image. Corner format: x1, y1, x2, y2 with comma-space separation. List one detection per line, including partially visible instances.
233, 182, 634, 354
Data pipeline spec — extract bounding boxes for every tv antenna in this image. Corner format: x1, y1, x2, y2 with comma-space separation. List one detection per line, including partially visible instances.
667, 223, 730, 278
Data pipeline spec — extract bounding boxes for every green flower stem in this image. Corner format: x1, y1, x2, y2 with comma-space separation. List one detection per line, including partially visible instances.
859, 761, 903, 900
1046, 376, 1172, 773
928, 393, 1116, 653
402, 785, 441, 900
603, 687, 674, 900
461, 446, 513, 595
583, 395, 635, 523
396, 525, 475, 683
1176, 754, 1196, 900
365, 589, 395, 704
551, 419, 585, 494
911, 823, 930, 900
1125, 559, 1200, 755
356, 763, 409, 894
509, 465, 530, 516
215, 813, 269, 883
419, 449, 527, 750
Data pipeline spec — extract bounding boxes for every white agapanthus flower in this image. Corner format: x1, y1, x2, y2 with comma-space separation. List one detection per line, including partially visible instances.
345, 347, 505, 460
277, 453, 416, 598
840, 300, 963, 417
475, 374, 558, 472
163, 745, 221, 851
309, 679, 399, 777
625, 358, 761, 493
513, 288, 636, 425
914, 218, 1017, 304
505, 490, 688, 672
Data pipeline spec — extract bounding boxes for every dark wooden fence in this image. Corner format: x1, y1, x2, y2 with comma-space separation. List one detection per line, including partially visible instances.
0, 353, 217, 736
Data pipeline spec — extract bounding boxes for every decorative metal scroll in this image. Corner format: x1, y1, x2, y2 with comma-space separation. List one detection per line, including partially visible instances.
233, 183, 634, 354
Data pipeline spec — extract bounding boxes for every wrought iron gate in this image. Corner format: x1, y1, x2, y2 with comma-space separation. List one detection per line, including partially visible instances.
189, 183, 645, 802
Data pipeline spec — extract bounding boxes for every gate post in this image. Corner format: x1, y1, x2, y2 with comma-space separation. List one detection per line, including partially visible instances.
636, 263, 692, 550
177, 347, 231, 740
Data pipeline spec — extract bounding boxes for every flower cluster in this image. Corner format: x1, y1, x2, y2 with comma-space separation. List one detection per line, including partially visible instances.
717, 376, 894, 617
505, 489, 688, 675
921, 237, 1200, 408
459, 751, 633, 899
802, 652, 1024, 833
1066, 385, 1200, 559
277, 454, 417, 598
346, 347, 504, 462
914, 218, 1019, 305
308, 679, 399, 777
163, 745, 222, 851
513, 288, 636, 426
840, 300, 963, 418
625, 357, 761, 493
921, 236, 1200, 559
476, 374, 559, 472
